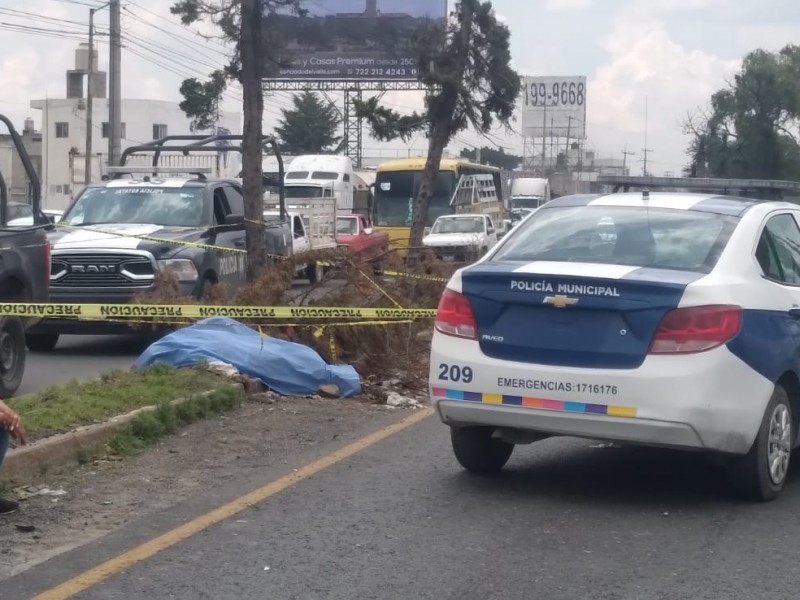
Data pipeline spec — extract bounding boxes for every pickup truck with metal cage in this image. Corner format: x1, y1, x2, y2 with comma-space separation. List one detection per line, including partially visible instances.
0, 115, 52, 395
24, 135, 291, 352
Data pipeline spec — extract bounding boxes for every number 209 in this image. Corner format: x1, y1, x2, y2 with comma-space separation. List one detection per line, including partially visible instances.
438, 363, 473, 384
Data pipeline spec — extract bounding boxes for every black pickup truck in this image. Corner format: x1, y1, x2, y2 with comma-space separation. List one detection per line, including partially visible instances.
0, 115, 51, 395
25, 136, 291, 351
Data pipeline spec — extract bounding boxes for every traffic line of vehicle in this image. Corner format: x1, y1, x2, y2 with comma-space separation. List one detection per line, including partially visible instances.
0, 302, 437, 320
52, 223, 445, 283
30, 407, 434, 600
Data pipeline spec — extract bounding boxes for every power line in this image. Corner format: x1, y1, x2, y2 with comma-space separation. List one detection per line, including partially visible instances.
121, 5, 229, 68
124, 0, 231, 55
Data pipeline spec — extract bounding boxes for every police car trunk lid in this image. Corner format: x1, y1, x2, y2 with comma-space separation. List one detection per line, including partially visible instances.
461, 262, 703, 369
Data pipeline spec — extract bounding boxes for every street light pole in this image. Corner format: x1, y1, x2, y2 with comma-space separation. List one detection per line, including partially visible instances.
84, 7, 96, 186
84, 1, 110, 186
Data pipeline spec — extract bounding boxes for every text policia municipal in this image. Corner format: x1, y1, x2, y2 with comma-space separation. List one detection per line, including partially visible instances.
510, 280, 621, 298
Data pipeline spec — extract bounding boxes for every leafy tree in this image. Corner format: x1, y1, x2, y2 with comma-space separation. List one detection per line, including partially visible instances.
685, 45, 800, 182
460, 146, 522, 170
178, 72, 228, 132
275, 91, 342, 154
354, 0, 520, 265
171, 0, 304, 280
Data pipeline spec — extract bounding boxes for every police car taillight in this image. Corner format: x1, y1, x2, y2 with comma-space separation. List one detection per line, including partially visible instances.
435, 289, 477, 340
649, 305, 742, 354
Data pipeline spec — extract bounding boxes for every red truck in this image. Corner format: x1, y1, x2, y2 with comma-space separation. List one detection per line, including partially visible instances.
335, 214, 389, 261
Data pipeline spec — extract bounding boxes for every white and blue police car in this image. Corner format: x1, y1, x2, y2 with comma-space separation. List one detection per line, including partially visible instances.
430, 191, 800, 501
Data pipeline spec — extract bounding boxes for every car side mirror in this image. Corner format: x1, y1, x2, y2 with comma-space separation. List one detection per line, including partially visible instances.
488, 227, 495, 235
364, 227, 373, 235
424, 227, 431, 236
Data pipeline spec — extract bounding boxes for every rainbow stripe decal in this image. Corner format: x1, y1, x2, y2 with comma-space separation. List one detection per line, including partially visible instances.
431, 388, 638, 418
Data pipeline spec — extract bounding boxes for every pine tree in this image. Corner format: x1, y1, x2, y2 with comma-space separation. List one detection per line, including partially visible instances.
275, 91, 342, 155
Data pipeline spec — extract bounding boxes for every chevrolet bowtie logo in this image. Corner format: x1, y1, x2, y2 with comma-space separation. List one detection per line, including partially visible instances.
543, 295, 579, 309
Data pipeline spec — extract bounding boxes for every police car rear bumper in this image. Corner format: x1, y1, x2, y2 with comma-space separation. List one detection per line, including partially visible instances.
430, 334, 775, 455
437, 401, 705, 450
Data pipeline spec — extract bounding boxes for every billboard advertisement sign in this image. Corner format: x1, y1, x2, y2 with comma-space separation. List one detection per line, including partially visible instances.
520, 76, 587, 139
268, 0, 448, 81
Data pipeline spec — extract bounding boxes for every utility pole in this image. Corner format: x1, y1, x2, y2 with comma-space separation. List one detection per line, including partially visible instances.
565, 116, 573, 172
622, 146, 635, 174
540, 102, 547, 174
641, 96, 653, 176
84, 7, 96, 186
108, 0, 122, 167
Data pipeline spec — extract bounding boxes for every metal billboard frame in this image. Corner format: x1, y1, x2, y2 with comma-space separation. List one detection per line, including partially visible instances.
264, 80, 428, 167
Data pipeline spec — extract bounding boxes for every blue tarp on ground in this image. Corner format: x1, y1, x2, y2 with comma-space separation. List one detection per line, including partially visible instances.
134, 317, 362, 398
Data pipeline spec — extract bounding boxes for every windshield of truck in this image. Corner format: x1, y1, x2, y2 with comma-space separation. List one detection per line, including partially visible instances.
432, 216, 485, 234
285, 186, 333, 199
336, 217, 358, 235
492, 206, 736, 273
373, 171, 456, 227
62, 187, 205, 227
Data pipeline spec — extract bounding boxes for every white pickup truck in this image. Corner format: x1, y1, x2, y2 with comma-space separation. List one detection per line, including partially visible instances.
422, 213, 499, 262
264, 197, 337, 282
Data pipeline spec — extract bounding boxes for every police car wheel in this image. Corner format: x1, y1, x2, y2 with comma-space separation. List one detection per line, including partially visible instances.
729, 385, 792, 502
450, 426, 514, 474
0, 317, 26, 396
25, 333, 60, 352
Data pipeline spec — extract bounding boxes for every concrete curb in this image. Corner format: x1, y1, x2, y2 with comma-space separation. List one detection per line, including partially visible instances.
2, 383, 243, 486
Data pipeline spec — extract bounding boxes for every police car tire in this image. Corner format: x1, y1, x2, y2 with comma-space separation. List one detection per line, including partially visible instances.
450, 426, 514, 474
0, 317, 26, 396
729, 385, 792, 502
25, 333, 60, 352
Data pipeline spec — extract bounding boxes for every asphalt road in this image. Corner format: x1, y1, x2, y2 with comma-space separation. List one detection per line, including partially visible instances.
17, 335, 148, 396
9, 415, 800, 599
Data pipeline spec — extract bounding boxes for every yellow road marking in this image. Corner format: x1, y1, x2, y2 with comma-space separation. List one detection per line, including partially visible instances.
33, 408, 434, 600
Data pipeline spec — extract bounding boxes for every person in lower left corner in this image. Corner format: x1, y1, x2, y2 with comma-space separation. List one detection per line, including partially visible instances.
0, 400, 27, 515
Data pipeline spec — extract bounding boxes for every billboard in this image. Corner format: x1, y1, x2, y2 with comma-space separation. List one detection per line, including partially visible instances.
268, 0, 448, 81
520, 76, 587, 139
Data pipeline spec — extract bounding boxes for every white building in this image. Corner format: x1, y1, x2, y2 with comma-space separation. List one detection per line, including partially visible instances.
30, 45, 241, 210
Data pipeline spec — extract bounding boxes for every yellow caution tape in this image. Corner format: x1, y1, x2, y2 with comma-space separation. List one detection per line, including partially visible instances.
383, 270, 449, 283
0, 303, 436, 320
55, 223, 250, 255
329, 331, 338, 362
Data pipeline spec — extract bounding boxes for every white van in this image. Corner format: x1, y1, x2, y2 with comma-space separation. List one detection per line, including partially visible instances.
283, 155, 355, 212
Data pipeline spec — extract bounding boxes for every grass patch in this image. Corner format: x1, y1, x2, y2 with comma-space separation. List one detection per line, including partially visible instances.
10, 364, 231, 440
109, 387, 242, 455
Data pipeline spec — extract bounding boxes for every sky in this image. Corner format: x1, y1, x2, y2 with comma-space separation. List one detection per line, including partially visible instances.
0, 0, 799, 175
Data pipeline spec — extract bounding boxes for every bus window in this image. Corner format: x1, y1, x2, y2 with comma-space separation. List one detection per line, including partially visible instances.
373, 171, 455, 227
374, 171, 415, 227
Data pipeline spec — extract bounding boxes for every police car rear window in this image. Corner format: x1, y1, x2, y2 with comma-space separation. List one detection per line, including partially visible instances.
492, 206, 737, 273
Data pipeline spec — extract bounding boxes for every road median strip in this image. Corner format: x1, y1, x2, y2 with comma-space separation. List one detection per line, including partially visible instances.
2, 365, 243, 485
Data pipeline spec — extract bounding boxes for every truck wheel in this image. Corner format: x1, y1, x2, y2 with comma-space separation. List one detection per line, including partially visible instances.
198, 276, 216, 300
727, 385, 792, 502
450, 426, 514, 474
25, 333, 60, 352
306, 262, 324, 284
0, 317, 26, 397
